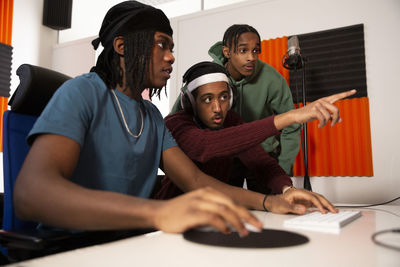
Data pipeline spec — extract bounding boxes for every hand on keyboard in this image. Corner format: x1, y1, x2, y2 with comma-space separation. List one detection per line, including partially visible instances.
265, 189, 338, 215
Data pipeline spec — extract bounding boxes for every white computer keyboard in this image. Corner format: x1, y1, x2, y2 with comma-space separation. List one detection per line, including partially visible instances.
283, 210, 362, 234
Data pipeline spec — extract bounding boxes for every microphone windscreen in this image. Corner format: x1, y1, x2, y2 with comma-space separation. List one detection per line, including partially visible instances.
288, 36, 300, 56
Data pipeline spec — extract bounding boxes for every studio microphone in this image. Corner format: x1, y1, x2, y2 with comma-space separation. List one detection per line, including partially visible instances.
283, 36, 303, 70
283, 36, 312, 191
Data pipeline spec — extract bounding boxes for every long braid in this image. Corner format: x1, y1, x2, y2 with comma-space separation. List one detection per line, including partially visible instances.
92, 30, 156, 98
91, 45, 123, 90
125, 30, 168, 99
124, 30, 155, 96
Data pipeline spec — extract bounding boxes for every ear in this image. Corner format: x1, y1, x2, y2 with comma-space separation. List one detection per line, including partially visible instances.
113, 36, 124, 56
222, 45, 230, 59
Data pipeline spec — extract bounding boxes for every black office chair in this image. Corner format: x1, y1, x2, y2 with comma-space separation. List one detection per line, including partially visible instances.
0, 64, 154, 264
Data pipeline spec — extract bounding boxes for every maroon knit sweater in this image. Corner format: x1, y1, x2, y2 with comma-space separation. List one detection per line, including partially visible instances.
155, 110, 292, 199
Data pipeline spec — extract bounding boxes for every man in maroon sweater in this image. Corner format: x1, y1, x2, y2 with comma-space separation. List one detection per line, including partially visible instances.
156, 62, 355, 205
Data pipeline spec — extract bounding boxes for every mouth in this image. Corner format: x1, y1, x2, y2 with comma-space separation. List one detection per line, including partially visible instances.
212, 115, 223, 125
162, 67, 172, 78
244, 64, 255, 71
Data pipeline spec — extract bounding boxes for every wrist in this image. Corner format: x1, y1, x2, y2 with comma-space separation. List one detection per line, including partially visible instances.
274, 110, 296, 131
150, 200, 166, 230
262, 195, 269, 212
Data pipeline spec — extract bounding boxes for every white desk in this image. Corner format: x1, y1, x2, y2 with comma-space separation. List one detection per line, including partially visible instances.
6, 205, 400, 267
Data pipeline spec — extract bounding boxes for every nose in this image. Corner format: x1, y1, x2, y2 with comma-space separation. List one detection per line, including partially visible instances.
212, 99, 221, 113
247, 52, 256, 62
165, 50, 175, 64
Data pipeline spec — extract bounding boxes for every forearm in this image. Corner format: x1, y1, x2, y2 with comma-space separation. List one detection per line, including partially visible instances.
163, 147, 266, 211
274, 110, 297, 130
14, 170, 162, 231
170, 114, 279, 162
185, 170, 266, 211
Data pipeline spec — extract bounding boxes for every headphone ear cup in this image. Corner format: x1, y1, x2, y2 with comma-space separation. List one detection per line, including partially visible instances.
229, 88, 233, 109
181, 90, 195, 115
180, 91, 186, 110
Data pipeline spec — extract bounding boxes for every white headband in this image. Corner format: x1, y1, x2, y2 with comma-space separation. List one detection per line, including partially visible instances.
187, 73, 229, 93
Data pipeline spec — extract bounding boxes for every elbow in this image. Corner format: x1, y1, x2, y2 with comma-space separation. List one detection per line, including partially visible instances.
13, 180, 37, 221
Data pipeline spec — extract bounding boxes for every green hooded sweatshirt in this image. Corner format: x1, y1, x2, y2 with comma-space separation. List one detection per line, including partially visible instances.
171, 41, 301, 175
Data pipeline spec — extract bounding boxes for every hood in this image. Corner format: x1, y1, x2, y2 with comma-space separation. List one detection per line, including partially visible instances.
208, 41, 263, 86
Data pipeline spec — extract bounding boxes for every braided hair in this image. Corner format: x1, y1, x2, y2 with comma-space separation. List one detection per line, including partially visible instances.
222, 24, 261, 53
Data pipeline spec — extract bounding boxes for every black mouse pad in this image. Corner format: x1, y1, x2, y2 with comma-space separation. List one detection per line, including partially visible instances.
183, 228, 309, 248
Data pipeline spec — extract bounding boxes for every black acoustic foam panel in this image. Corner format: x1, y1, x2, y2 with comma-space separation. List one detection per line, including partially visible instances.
0, 43, 13, 97
289, 24, 367, 103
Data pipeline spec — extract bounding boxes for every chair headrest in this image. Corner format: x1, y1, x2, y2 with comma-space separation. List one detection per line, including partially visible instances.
8, 64, 72, 116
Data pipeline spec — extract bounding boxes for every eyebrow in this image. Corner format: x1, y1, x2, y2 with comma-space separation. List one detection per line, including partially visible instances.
200, 90, 230, 98
237, 43, 260, 47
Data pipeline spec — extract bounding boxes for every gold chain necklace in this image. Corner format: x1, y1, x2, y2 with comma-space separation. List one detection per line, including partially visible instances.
111, 89, 144, 138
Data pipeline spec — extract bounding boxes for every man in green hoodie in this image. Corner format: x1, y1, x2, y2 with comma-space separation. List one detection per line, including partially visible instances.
171, 24, 301, 193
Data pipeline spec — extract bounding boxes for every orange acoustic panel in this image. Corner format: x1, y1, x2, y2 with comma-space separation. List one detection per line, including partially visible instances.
1, 0, 14, 152
260, 38, 373, 177
292, 98, 373, 176
260, 37, 289, 82
0, 0, 13, 45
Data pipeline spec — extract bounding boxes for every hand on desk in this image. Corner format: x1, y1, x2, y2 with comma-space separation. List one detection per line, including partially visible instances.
153, 187, 262, 237
265, 188, 338, 215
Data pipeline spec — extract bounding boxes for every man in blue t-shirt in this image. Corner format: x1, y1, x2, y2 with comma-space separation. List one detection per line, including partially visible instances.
14, 1, 338, 236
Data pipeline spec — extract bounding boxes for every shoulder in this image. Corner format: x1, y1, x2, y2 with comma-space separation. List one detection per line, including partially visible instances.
256, 60, 286, 81
164, 111, 194, 130
62, 72, 104, 89
165, 110, 191, 123
54, 72, 107, 101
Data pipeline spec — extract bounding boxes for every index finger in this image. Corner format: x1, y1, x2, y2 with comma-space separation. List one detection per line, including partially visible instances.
313, 193, 338, 213
325, 89, 357, 104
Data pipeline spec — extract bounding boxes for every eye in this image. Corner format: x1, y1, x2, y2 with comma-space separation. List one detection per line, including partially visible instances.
157, 41, 164, 49
157, 41, 174, 53
204, 97, 211, 104
253, 48, 260, 54
220, 94, 229, 101
239, 48, 246, 53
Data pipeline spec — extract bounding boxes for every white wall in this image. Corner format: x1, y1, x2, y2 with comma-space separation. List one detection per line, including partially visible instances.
7, 0, 400, 205
11, 0, 56, 91
2, 0, 56, 192
52, 36, 97, 77
169, 0, 400, 205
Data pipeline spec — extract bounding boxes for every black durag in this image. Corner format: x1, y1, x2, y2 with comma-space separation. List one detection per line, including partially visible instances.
92, 0, 172, 50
